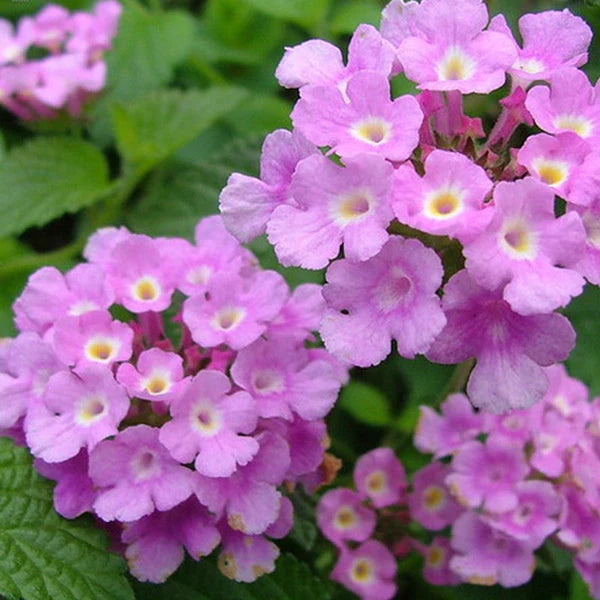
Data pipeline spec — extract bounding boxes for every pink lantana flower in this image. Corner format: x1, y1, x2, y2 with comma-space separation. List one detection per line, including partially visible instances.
25, 366, 129, 462
321, 236, 446, 367
231, 338, 341, 421
392, 149, 493, 242
219, 129, 319, 243
267, 153, 394, 268
446, 436, 529, 513
291, 70, 423, 162
194, 432, 290, 536
489, 10, 592, 87
106, 234, 175, 313
53, 309, 133, 368
159, 370, 258, 477
13, 264, 113, 335
122, 498, 220, 584
394, 0, 516, 94
317, 488, 376, 546
517, 133, 596, 205
415, 393, 483, 458
463, 177, 586, 316
331, 540, 397, 600
526, 68, 600, 143
353, 447, 407, 508
276, 24, 395, 90
482, 480, 561, 548
426, 270, 576, 412
409, 461, 462, 530
117, 348, 189, 404
450, 512, 536, 587
182, 271, 287, 351
89, 425, 197, 522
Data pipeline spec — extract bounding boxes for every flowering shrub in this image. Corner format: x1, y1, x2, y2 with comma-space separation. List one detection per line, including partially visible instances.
0, 1, 120, 120
0, 0, 600, 599
318, 365, 600, 599
1, 216, 346, 583
220, 0, 598, 416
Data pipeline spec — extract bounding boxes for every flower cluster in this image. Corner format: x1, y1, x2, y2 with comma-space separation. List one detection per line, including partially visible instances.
218, 0, 600, 414
0, 1, 120, 120
318, 365, 600, 599
0, 216, 347, 583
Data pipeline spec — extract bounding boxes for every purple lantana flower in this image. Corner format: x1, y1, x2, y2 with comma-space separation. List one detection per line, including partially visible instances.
426, 270, 576, 412
291, 70, 423, 162
25, 366, 129, 462
321, 236, 446, 367
89, 425, 197, 522
446, 436, 529, 513
159, 370, 258, 477
267, 153, 394, 268
463, 177, 586, 316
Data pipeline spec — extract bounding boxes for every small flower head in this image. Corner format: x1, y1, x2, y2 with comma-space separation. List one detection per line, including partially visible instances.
353, 447, 407, 508
331, 540, 397, 600
321, 236, 445, 367
317, 488, 376, 546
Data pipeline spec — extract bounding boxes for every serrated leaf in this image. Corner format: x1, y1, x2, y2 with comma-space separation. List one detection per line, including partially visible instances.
111, 87, 247, 173
132, 554, 330, 600
339, 381, 391, 426
0, 437, 134, 600
288, 491, 318, 551
127, 135, 263, 238
105, 3, 195, 100
89, 2, 196, 145
238, 0, 330, 29
0, 137, 109, 237
564, 285, 600, 396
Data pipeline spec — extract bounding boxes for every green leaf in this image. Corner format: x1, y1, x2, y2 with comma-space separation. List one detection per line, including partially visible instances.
0, 437, 134, 600
564, 285, 600, 396
127, 135, 264, 239
571, 571, 593, 600
105, 3, 195, 100
238, 0, 330, 29
288, 491, 318, 551
394, 356, 454, 433
330, 0, 382, 34
126, 163, 227, 238
89, 2, 196, 145
224, 94, 292, 136
0, 137, 109, 238
111, 87, 247, 174
132, 554, 330, 600
339, 380, 391, 426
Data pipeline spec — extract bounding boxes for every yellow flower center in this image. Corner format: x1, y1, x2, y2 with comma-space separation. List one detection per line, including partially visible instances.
351, 117, 391, 145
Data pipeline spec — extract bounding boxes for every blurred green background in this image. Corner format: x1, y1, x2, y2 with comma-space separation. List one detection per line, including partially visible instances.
0, 0, 599, 598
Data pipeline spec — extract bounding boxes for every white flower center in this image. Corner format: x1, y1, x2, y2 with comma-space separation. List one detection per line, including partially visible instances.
84, 336, 120, 363
251, 369, 285, 395
499, 220, 538, 260
190, 400, 222, 437
423, 186, 465, 219
531, 158, 569, 187
76, 395, 107, 425
350, 117, 392, 145
131, 276, 161, 302
211, 306, 246, 332
374, 267, 412, 312
350, 558, 375, 584
436, 45, 476, 81
553, 114, 593, 138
